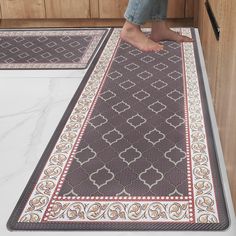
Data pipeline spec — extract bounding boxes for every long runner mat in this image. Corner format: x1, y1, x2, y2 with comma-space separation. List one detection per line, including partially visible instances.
0, 28, 109, 69
7, 28, 229, 231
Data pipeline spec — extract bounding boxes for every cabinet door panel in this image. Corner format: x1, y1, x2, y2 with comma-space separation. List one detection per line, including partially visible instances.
167, 0, 185, 18
45, 0, 90, 18
208, 0, 222, 25
99, 0, 186, 19
90, 0, 99, 18
0, 0, 45, 19
99, 0, 128, 18
198, 0, 219, 102
185, 0, 194, 18
215, 0, 236, 212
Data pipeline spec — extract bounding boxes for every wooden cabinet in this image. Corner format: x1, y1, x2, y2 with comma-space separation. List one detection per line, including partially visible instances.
197, 0, 236, 212
198, 0, 220, 100
168, 0, 195, 18
214, 0, 236, 213
0, 0, 194, 19
168, 0, 186, 18
98, 0, 193, 19
45, 0, 90, 18
208, 0, 222, 24
185, 0, 194, 18
98, 0, 128, 18
0, 0, 45, 19
90, 0, 99, 18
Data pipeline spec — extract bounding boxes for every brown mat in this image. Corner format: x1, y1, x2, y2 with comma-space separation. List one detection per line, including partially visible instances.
7, 28, 229, 231
0, 28, 109, 69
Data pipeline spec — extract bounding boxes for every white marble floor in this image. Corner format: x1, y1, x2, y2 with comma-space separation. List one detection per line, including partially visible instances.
0, 33, 235, 235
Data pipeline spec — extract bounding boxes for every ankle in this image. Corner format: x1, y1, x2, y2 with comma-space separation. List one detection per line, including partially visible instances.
152, 20, 166, 28
151, 21, 168, 34
122, 21, 140, 33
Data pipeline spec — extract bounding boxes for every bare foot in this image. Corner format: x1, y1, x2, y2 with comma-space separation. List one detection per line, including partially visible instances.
121, 21, 164, 52
150, 21, 194, 43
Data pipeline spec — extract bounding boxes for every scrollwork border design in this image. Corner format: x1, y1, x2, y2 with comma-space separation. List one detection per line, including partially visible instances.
17, 28, 219, 224
181, 28, 219, 223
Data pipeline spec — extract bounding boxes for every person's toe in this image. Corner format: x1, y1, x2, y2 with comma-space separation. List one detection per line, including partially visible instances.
182, 36, 194, 42
176, 33, 194, 43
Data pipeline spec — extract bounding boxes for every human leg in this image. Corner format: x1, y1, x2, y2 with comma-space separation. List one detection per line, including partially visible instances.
150, 0, 168, 22
121, 0, 163, 52
150, 0, 193, 43
150, 21, 194, 43
124, 0, 162, 25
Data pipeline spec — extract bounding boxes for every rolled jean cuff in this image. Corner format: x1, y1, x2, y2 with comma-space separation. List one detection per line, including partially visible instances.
124, 13, 144, 25
124, 0, 168, 25
124, 14, 165, 25
151, 15, 166, 21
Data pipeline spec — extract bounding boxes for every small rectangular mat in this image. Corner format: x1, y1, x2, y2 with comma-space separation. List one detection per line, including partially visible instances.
0, 28, 109, 69
7, 28, 229, 231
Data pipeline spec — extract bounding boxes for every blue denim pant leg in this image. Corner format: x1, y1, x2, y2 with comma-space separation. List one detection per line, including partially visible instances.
151, 0, 168, 21
124, 0, 168, 25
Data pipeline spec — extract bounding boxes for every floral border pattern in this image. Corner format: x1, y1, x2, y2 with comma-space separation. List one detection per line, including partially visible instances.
17, 28, 219, 224
181, 28, 219, 223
